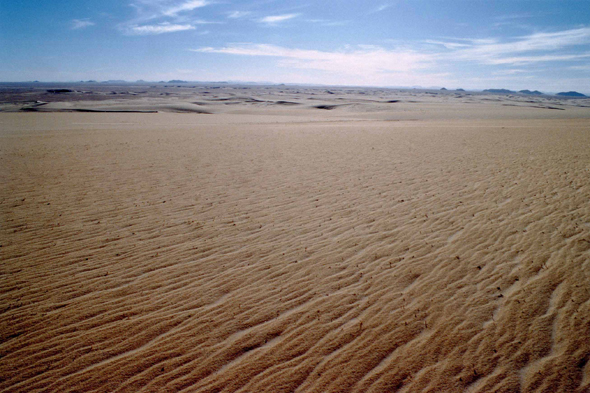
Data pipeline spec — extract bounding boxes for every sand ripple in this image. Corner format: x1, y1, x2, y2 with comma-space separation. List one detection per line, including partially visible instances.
1, 114, 589, 392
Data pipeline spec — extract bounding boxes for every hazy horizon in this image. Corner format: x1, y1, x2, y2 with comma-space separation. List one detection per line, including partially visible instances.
1, 0, 590, 94
0, 80, 587, 97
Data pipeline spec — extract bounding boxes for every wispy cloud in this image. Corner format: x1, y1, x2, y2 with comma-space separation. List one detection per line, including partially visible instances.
191, 26, 590, 87
492, 69, 529, 76
193, 27, 590, 73
494, 11, 552, 21
259, 14, 300, 24
368, 4, 391, 14
484, 28, 590, 54
194, 44, 433, 76
71, 19, 95, 30
495, 13, 535, 21
431, 27, 590, 65
119, 0, 213, 35
192, 19, 223, 25
492, 21, 535, 31
307, 19, 348, 27
483, 53, 590, 65
128, 0, 211, 22
162, 0, 209, 17
424, 40, 470, 50
227, 11, 251, 19
126, 22, 195, 35
194, 44, 450, 86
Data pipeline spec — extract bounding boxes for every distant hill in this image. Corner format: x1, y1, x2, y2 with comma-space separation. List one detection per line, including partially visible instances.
556, 91, 586, 97
456, 88, 465, 91
519, 90, 544, 95
483, 89, 514, 94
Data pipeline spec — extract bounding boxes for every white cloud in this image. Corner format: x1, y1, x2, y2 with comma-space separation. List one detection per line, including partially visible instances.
127, 22, 195, 35
71, 19, 95, 30
119, 0, 213, 35
191, 27, 590, 87
124, 0, 211, 24
424, 40, 470, 50
438, 27, 590, 65
494, 12, 544, 21
306, 19, 348, 27
163, 0, 209, 16
194, 44, 435, 83
489, 28, 590, 53
492, 69, 529, 76
193, 20, 223, 25
228, 11, 251, 19
483, 53, 590, 65
259, 14, 300, 24
368, 4, 391, 14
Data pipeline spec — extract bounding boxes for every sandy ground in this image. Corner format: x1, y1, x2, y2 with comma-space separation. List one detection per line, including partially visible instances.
1, 85, 590, 392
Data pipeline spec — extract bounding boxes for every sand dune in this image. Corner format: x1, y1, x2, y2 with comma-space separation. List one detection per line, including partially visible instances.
1, 85, 590, 392
2, 83, 590, 117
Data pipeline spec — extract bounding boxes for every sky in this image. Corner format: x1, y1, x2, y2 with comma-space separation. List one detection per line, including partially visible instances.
1, 0, 590, 93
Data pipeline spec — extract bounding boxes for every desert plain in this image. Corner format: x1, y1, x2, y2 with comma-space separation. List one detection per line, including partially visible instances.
1, 83, 590, 392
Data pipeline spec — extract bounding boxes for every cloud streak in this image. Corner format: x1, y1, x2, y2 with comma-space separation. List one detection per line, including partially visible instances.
191, 27, 590, 87
194, 44, 449, 86
71, 19, 95, 30
119, 0, 213, 35
127, 22, 195, 35
227, 11, 251, 19
368, 4, 391, 14
194, 44, 434, 83
196, 28, 590, 74
162, 0, 209, 16
434, 27, 590, 64
259, 14, 300, 24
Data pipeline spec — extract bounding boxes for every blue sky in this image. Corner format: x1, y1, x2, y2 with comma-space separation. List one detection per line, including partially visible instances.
1, 0, 590, 92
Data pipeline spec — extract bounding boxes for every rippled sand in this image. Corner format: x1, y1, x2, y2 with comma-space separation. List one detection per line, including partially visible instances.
1, 89, 590, 392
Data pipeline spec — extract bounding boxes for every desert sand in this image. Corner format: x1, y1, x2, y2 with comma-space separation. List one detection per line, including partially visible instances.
1, 84, 590, 392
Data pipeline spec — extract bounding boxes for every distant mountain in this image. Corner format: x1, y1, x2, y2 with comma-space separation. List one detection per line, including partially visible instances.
483, 89, 515, 94
456, 88, 465, 91
519, 90, 544, 95
168, 80, 188, 83
556, 91, 586, 97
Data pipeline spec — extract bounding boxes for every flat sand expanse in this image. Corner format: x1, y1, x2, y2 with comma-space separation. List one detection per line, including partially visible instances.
1, 88, 590, 392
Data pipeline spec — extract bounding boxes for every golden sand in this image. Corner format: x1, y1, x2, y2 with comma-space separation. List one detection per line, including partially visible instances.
1, 87, 590, 392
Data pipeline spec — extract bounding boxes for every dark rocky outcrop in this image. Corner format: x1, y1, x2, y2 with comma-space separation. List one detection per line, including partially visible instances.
46, 89, 73, 93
